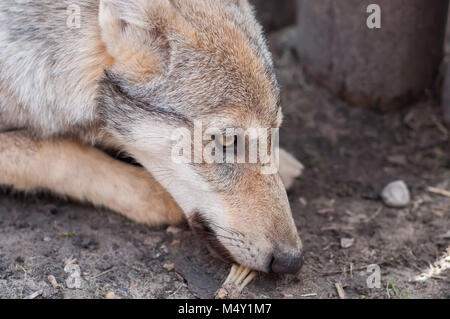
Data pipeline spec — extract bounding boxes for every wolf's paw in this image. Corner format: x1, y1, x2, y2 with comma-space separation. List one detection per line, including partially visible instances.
279, 148, 304, 190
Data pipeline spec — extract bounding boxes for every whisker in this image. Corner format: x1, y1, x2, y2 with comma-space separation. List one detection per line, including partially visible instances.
207, 220, 245, 238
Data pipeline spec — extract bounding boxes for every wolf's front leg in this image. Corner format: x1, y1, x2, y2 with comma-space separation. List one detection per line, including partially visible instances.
279, 148, 304, 190
0, 131, 185, 226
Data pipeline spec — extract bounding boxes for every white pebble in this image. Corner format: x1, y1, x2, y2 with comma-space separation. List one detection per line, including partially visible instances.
381, 180, 410, 208
340, 238, 355, 248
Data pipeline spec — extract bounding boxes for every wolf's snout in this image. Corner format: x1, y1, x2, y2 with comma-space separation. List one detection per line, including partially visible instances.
270, 247, 303, 274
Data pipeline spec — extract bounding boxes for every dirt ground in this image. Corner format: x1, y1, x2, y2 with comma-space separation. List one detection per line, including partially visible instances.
1, 26, 449, 299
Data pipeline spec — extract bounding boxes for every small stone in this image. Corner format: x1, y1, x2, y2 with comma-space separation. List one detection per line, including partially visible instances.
299, 197, 308, 207
381, 180, 410, 208
160, 244, 169, 254
340, 238, 355, 249
105, 291, 115, 299
439, 230, 450, 239
163, 263, 175, 272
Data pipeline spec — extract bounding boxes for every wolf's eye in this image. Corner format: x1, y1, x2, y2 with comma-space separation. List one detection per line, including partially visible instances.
218, 135, 236, 148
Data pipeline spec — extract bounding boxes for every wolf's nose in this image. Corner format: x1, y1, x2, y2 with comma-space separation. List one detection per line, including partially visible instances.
271, 248, 303, 274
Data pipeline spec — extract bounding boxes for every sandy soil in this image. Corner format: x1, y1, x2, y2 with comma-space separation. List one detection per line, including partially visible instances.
0, 27, 449, 299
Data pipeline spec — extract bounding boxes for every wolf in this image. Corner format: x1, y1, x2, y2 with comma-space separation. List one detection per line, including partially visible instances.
0, 0, 304, 274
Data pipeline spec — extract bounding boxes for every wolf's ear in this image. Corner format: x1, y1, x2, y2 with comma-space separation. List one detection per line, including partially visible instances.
99, 0, 173, 79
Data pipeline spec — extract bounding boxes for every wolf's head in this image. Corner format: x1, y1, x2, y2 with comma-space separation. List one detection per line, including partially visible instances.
97, 0, 302, 273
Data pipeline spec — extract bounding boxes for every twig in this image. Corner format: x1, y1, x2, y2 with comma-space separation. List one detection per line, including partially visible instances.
317, 208, 334, 214
168, 284, 184, 298
366, 207, 383, 222
64, 256, 77, 266
18, 265, 27, 298
430, 114, 449, 137
427, 187, 450, 198
48, 275, 61, 289
25, 290, 43, 299
386, 279, 391, 299
90, 268, 114, 279
335, 282, 346, 299
300, 293, 317, 297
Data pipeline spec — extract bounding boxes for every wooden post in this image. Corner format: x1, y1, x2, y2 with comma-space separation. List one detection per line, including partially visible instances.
443, 61, 450, 125
296, 0, 449, 111
443, 12, 450, 125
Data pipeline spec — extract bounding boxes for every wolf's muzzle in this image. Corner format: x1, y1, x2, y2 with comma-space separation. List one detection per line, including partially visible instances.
270, 247, 304, 274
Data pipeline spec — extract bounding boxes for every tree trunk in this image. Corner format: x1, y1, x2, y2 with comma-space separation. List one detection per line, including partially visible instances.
250, 0, 297, 32
443, 61, 450, 125
443, 11, 450, 125
296, 0, 449, 111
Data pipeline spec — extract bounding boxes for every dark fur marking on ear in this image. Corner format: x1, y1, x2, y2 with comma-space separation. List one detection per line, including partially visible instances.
96, 70, 191, 129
